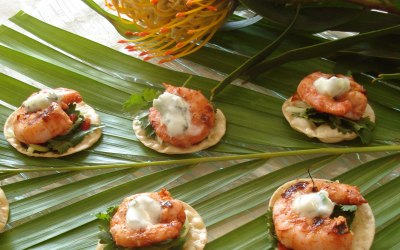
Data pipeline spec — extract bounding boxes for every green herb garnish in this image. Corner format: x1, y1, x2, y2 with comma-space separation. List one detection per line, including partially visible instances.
124, 88, 161, 139
293, 107, 375, 144
330, 204, 357, 226
96, 206, 121, 249
65, 103, 80, 116
137, 111, 156, 139
47, 124, 103, 154
340, 205, 357, 212
123, 88, 161, 114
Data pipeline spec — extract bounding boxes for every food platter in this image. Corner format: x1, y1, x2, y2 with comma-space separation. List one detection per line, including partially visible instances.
0, 0, 399, 249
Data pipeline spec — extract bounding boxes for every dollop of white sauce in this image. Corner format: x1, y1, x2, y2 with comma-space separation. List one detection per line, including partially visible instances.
313, 76, 350, 98
292, 190, 335, 218
153, 92, 202, 137
125, 195, 162, 230
23, 90, 62, 112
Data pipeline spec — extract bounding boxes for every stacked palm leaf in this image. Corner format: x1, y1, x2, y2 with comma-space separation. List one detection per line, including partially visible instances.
0, 0, 399, 249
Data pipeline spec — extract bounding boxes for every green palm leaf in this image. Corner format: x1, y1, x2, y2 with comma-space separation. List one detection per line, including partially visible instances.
0, 3, 399, 250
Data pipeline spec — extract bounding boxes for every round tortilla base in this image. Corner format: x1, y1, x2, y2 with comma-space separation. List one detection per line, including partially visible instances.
96, 201, 207, 250
268, 179, 375, 250
3, 102, 102, 158
133, 109, 226, 154
282, 98, 375, 143
0, 188, 9, 232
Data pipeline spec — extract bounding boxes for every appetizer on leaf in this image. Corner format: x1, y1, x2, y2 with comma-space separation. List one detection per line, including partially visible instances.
4, 88, 102, 157
268, 179, 375, 250
131, 84, 226, 154
96, 188, 207, 249
282, 72, 375, 144
0, 188, 9, 232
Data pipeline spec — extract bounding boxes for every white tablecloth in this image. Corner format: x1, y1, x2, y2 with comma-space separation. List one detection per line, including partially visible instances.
0, 1, 39, 23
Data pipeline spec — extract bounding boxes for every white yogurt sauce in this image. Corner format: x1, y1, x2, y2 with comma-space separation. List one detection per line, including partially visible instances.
125, 195, 162, 230
153, 92, 202, 137
23, 90, 62, 112
292, 190, 335, 218
313, 76, 350, 98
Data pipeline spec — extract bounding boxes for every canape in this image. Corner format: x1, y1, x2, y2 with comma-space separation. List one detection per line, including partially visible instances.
4, 88, 102, 157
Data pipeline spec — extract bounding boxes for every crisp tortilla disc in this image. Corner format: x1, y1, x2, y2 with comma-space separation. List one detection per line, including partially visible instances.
0, 187, 9, 232
181, 201, 208, 249
96, 201, 207, 250
133, 109, 226, 154
282, 97, 375, 143
268, 179, 375, 250
4, 102, 102, 158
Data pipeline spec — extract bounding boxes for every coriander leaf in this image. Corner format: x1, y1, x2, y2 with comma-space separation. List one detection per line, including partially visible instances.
137, 111, 156, 138
123, 88, 161, 114
68, 125, 103, 145
293, 108, 375, 144
341, 205, 357, 212
96, 206, 130, 250
47, 125, 104, 154
331, 204, 357, 226
355, 117, 375, 145
68, 116, 84, 132
47, 140, 73, 154
55, 125, 103, 144
123, 94, 145, 113
143, 88, 161, 102
65, 103, 80, 116
95, 205, 117, 221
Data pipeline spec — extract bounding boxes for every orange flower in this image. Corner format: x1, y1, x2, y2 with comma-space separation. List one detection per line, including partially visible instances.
106, 0, 235, 63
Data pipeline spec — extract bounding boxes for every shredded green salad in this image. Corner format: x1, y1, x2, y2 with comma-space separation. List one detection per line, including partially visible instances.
292, 106, 375, 144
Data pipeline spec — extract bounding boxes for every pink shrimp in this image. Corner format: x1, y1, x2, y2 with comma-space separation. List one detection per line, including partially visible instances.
273, 179, 367, 250
297, 72, 367, 120
109, 189, 186, 248
51, 88, 82, 109
12, 88, 82, 144
148, 83, 215, 148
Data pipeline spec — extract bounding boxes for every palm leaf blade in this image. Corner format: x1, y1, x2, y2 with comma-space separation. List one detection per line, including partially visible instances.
0, 3, 399, 249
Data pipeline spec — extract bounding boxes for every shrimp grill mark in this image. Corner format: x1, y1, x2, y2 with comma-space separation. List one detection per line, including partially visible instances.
200, 113, 208, 122
17, 104, 56, 125
313, 217, 324, 228
281, 181, 308, 198
41, 105, 55, 122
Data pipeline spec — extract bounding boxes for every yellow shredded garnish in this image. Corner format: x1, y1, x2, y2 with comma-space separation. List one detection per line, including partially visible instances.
106, 0, 235, 63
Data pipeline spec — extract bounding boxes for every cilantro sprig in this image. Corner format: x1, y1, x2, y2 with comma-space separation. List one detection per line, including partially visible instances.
293, 107, 375, 144
65, 103, 80, 116
136, 110, 156, 139
47, 124, 103, 154
47, 103, 104, 154
331, 204, 357, 226
95, 206, 123, 250
123, 88, 161, 114
123, 88, 162, 139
